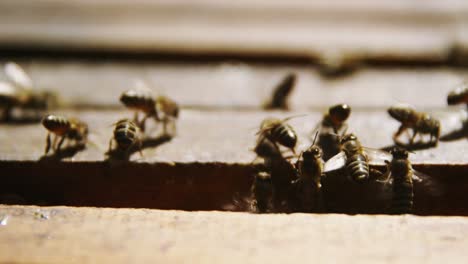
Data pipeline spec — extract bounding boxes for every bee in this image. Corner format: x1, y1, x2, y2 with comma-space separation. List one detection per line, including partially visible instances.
290, 136, 325, 213
251, 171, 274, 213
155, 95, 180, 136
388, 104, 441, 146
383, 147, 415, 214
119, 82, 157, 132
324, 133, 390, 182
256, 117, 298, 154
108, 119, 143, 155
447, 83, 468, 106
42, 114, 88, 154
316, 104, 351, 160
0, 62, 58, 121
263, 73, 296, 110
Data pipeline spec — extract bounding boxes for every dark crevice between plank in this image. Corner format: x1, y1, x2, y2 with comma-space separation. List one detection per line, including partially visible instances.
0, 45, 467, 68
0, 161, 466, 216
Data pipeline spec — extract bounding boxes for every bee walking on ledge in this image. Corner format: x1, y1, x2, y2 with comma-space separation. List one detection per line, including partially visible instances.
388, 104, 440, 146
108, 119, 143, 156
256, 117, 298, 155
290, 134, 325, 213
251, 171, 274, 213
42, 114, 88, 154
0, 62, 58, 122
447, 82, 468, 107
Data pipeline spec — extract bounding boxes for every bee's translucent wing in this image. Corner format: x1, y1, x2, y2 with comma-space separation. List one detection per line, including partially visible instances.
363, 147, 392, 166
412, 169, 444, 197
4, 62, 33, 90
324, 151, 347, 172
0, 82, 17, 96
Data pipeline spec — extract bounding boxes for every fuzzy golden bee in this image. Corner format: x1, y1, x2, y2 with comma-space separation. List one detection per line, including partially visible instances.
251, 171, 274, 213
384, 148, 415, 214
447, 83, 468, 106
263, 73, 296, 110
291, 141, 325, 213
316, 103, 352, 160
42, 114, 88, 154
0, 62, 58, 121
388, 104, 441, 146
108, 119, 142, 155
324, 133, 390, 182
256, 117, 298, 154
120, 84, 157, 132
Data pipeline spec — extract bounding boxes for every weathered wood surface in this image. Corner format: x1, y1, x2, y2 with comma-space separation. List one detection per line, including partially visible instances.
1, 205, 468, 264
1, 60, 467, 109
0, 1, 467, 62
0, 110, 465, 164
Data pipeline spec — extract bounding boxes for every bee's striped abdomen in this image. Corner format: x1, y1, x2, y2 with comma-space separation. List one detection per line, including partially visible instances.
114, 119, 139, 150
347, 153, 369, 181
270, 124, 297, 149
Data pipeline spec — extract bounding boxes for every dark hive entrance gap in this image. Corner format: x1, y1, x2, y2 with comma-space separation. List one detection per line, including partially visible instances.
0, 161, 467, 216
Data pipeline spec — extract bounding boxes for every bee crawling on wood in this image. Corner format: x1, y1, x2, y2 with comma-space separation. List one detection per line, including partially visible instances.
447, 82, 468, 107
324, 133, 390, 183
120, 81, 179, 136
263, 73, 296, 110
251, 171, 274, 213
0, 62, 58, 122
256, 117, 298, 155
155, 95, 180, 136
290, 133, 325, 213
42, 114, 88, 154
388, 104, 441, 146
108, 119, 143, 156
315, 103, 351, 160
119, 81, 157, 132
380, 147, 417, 214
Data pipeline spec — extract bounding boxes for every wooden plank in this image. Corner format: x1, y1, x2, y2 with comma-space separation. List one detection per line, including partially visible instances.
0, 110, 465, 164
0, 0, 467, 62
2, 59, 467, 109
1, 205, 468, 263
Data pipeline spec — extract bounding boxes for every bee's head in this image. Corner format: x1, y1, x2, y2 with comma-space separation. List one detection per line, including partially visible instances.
303, 145, 322, 160
391, 147, 409, 159
329, 104, 351, 123
388, 104, 414, 121
340, 133, 357, 144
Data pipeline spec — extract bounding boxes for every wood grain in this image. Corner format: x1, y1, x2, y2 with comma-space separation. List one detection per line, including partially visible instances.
1, 60, 467, 109
0, 0, 467, 62
1, 205, 468, 263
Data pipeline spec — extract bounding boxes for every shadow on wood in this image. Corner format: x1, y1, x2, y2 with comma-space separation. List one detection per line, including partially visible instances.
39, 144, 86, 161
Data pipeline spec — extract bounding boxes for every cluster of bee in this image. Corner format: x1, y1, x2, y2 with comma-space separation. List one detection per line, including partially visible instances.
0, 62, 179, 157
41, 81, 179, 158
251, 80, 467, 214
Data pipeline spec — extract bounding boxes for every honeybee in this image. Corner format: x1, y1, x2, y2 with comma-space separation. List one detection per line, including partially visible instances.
447, 82, 468, 106
0, 62, 58, 121
324, 133, 390, 182
382, 147, 416, 214
119, 82, 157, 131
388, 104, 441, 146
251, 171, 274, 213
290, 135, 325, 212
42, 114, 88, 154
256, 117, 298, 154
108, 119, 143, 155
155, 95, 180, 136
315, 104, 351, 160
263, 73, 296, 110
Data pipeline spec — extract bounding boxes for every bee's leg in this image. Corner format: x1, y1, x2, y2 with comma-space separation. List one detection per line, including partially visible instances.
139, 115, 149, 132
409, 130, 418, 145
56, 136, 66, 152
393, 125, 406, 143
108, 138, 114, 153
133, 112, 139, 124
45, 133, 51, 154
162, 120, 169, 136
170, 119, 176, 136
375, 160, 391, 183
51, 135, 59, 152
137, 139, 143, 157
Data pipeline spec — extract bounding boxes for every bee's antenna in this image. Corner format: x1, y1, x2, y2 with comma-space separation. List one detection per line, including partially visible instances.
282, 114, 309, 122
312, 131, 319, 145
